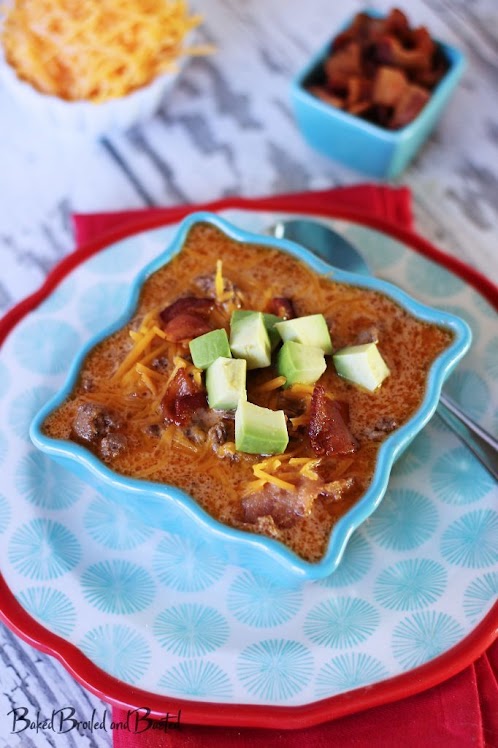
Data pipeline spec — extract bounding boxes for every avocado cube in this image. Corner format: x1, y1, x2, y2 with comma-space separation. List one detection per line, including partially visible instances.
277, 341, 326, 387
235, 400, 288, 455
333, 342, 390, 392
274, 314, 333, 354
231, 310, 281, 351
206, 357, 247, 410
189, 328, 231, 370
230, 312, 271, 369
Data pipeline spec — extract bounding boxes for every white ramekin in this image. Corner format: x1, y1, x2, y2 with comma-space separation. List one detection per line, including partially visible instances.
0, 47, 184, 137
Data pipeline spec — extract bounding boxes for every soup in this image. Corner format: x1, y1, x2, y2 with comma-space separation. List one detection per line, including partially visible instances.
42, 224, 453, 562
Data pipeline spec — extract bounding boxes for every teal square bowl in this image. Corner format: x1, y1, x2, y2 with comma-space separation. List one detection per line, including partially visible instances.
30, 213, 471, 587
291, 14, 466, 179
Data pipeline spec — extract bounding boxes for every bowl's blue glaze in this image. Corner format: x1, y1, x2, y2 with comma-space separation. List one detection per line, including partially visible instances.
30, 212, 471, 586
290, 12, 466, 179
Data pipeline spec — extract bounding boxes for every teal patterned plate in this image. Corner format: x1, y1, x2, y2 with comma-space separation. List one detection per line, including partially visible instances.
0, 209, 496, 721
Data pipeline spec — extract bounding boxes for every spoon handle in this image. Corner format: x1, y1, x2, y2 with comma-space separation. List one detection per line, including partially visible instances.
437, 393, 498, 481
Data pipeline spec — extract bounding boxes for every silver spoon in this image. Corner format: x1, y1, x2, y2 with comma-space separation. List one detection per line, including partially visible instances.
271, 218, 498, 481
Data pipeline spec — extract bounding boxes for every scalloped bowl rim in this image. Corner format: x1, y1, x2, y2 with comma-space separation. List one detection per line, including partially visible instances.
30, 212, 472, 583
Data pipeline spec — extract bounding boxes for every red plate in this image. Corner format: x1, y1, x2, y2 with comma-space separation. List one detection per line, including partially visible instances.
0, 191, 497, 728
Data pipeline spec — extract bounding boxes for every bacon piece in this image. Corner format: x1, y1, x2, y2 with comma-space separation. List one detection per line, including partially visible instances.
161, 369, 206, 426
324, 41, 362, 85
243, 481, 318, 529
159, 296, 214, 325
372, 66, 407, 107
332, 13, 371, 51
163, 313, 212, 342
308, 85, 344, 109
374, 27, 434, 72
347, 76, 372, 107
390, 85, 430, 129
308, 10, 445, 130
266, 297, 296, 320
309, 385, 357, 457
381, 8, 410, 40
174, 392, 208, 426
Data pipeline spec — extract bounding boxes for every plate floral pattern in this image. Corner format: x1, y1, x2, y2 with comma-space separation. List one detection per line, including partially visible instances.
0, 209, 496, 707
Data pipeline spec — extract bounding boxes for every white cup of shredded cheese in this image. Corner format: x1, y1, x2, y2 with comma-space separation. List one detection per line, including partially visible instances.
0, 1, 206, 137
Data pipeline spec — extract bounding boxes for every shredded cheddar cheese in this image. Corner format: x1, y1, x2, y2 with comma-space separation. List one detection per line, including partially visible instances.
248, 457, 298, 493
254, 376, 287, 392
253, 467, 296, 492
215, 260, 225, 302
139, 310, 159, 333
152, 325, 167, 340
287, 384, 315, 396
290, 414, 309, 428
164, 356, 188, 387
2, 0, 211, 102
244, 453, 322, 495
112, 326, 159, 382
243, 478, 267, 496
300, 459, 321, 481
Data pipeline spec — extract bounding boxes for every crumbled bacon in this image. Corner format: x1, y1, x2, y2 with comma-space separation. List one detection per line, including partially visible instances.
375, 27, 434, 72
372, 66, 407, 107
159, 296, 214, 324
308, 8, 447, 129
308, 85, 344, 109
242, 481, 317, 529
242, 475, 354, 530
324, 41, 362, 84
161, 369, 207, 426
162, 313, 212, 342
174, 392, 208, 426
266, 297, 296, 320
308, 385, 357, 457
390, 85, 430, 129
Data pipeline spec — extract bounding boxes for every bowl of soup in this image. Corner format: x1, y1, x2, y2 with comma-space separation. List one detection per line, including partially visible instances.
30, 213, 471, 586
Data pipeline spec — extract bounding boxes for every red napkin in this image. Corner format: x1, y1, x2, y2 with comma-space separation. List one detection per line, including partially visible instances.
72, 185, 497, 748
72, 184, 413, 245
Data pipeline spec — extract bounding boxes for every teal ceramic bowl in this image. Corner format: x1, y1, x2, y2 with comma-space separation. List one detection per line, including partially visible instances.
290, 13, 466, 179
30, 213, 471, 586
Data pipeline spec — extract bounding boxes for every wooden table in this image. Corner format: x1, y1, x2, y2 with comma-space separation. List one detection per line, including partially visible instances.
0, 1, 496, 745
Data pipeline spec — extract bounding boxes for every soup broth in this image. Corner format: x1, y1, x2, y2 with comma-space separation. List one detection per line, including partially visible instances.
43, 224, 453, 562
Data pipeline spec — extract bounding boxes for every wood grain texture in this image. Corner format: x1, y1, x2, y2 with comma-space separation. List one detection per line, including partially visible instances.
0, 1, 496, 745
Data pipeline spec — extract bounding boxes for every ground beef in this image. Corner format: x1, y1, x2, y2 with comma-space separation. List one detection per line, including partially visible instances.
151, 357, 169, 373
144, 424, 162, 438
72, 402, 121, 444
361, 416, 399, 441
100, 433, 127, 459
207, 422, 227, 445
355, 325, 380, 344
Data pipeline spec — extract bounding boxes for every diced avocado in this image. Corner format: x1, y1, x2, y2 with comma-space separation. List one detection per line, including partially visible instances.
277, 341, 326, 387
230, 312, 271, 369
235, 400, 288, 455
333, 342, 390, 392
263, 313, 283, 351
189, 328, 231, 370
275, 314, 333, 355
206, 357, 246, 410
231, 310, 281, 351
